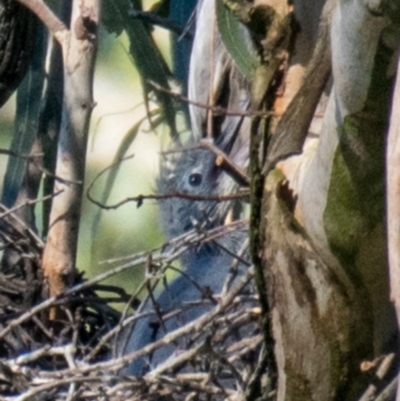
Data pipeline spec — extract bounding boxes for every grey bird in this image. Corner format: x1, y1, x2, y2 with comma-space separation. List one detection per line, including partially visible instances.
119, 0, 256, 376
120, 140, 250, 376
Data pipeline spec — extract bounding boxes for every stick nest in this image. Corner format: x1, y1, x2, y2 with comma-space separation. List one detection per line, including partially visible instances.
0, 219, 266, 401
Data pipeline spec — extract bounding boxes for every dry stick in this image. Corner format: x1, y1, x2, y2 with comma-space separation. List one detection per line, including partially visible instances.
150, 331, 247, 391
41, 270, 254, 378
228, 335, 264, 363
147, 342, 204, 377
14, 375, 113, 401
375, 376, 398, 401
156, 375, 231, 397
148, 80, 273, 118
202, 337, 245, 390
113, 220, 249, 358
0, 220, 247, 341
199, 140, 250, 187
86, 154, 249, 210
14, 301, 258, 398
102, 218, 247, 265
0, 190, 63, 221
16, 373, 228, 401
162, 141, 250, 188
0, 148, 82, 185
0, 194, 66, 250
129, 9, 193, 39
358, 353, 396, 401
221, 239, 250, 297
262, 0, 334, 175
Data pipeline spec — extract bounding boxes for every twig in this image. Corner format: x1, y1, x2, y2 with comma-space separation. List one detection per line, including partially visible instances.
14, 375, 112, 401
358, 353, 396, 401
146, 343, 204, 376
202, 336, 245, 390
148, 80, 273, 118
221, 239, 250, 296
147, 258, 168, 335
199, 140, 250, 187
37, 269, 254, 376
0, 148, 78, 185
86, 154, 249, 210
0, 190, 63, 221
0, 220, 248, 341
102, 219, 248, 265
375, 376, 398, 401
161, 141, 250, 188
129, 9, 193, 40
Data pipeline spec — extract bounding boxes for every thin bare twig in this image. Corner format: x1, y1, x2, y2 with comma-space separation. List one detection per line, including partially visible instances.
148, 80, 273, 118
129, 9, 193, 40
86, 154, 249, 210
0, 220, 248, 341
38, 269, 254, 376
199, 140, 250, 187
358, 353, 396, 401
0, 190, 63, 221
0, 148, 79, 185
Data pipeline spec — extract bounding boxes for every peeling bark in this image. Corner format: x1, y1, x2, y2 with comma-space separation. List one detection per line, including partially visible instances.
386, 49, 400, 401
264, 0, 399, 399
263, 172, 371, 401
41, 0, 99, 299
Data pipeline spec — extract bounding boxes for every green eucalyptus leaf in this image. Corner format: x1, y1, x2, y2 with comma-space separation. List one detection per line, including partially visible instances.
216, 0, 260, 80
1, 25, 46, 208
102, 0, 178, 138
102, 0, 141, 35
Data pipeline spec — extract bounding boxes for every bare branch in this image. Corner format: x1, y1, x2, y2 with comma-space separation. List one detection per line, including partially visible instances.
129, 9, 193, 39
41, 0, 100, 302
0, 190, 63, 220
86, 154, 249, 210
0, 220, 248, 341
148, 79, 273, 118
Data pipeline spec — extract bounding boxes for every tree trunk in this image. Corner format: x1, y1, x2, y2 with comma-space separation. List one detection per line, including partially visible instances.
269, 0, 399, 399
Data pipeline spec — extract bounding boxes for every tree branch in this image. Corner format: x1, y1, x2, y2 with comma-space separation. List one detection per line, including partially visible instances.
41, 0, 100, 305
15, 0, 68, 44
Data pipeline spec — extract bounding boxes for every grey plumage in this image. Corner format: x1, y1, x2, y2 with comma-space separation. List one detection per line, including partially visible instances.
120, 145, 249, 376
119, 0, 257, 377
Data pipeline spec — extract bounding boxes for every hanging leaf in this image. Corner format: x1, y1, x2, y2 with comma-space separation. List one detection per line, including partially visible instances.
216, 0, 260, 80
102, 0, 178, 138
1, 24, 46, 208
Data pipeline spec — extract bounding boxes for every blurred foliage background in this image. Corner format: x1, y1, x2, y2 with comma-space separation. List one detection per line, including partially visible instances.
0, 0, 197, 296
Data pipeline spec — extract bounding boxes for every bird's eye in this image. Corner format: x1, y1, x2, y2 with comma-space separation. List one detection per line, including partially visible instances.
188, 173, 202, 186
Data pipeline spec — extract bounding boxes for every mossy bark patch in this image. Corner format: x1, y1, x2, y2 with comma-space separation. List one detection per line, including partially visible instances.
324, 33, 392, 265
323, 27, 395, 354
